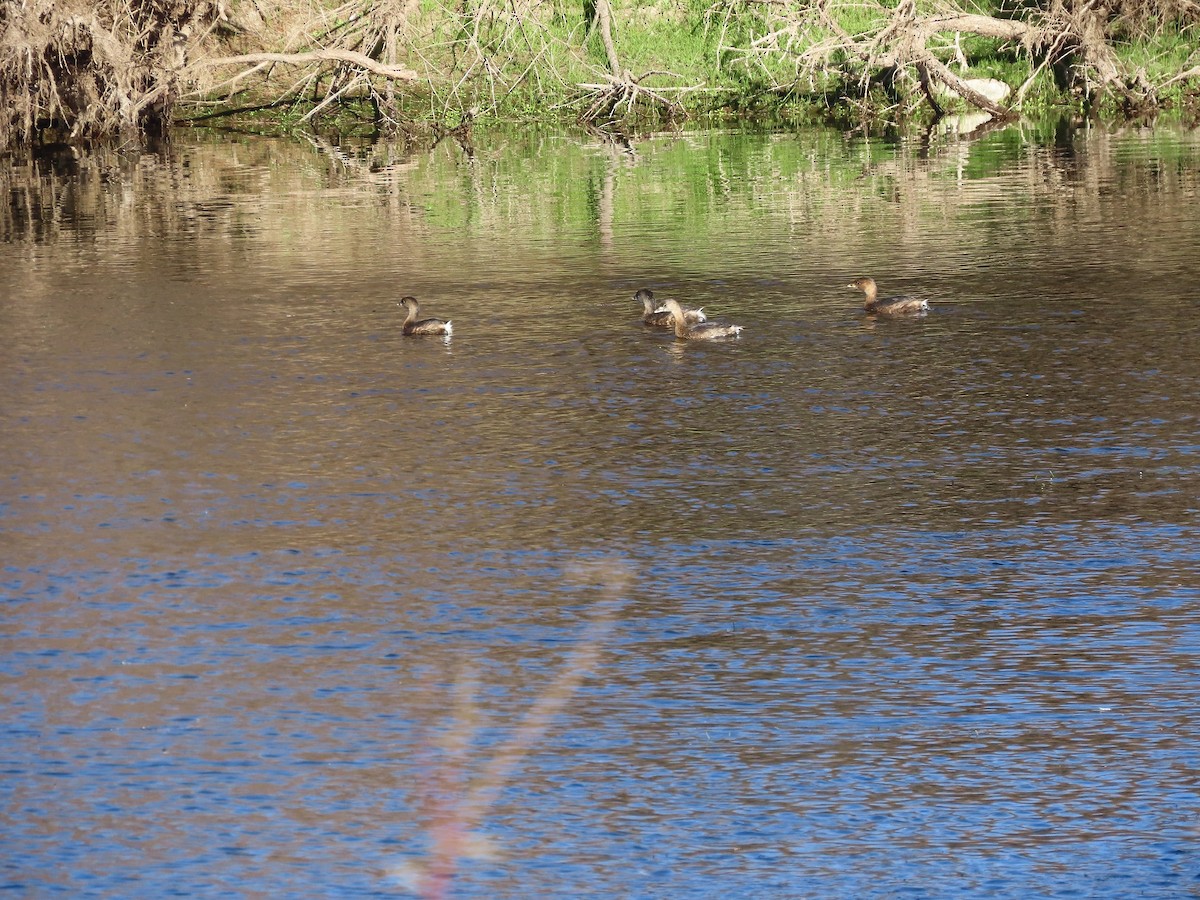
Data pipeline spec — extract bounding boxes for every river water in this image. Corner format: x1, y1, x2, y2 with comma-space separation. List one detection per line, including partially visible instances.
2, 122, 1198, 897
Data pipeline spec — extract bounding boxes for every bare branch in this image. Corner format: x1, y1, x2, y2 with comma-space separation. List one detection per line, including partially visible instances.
923, 56, 1015, 117
593, 0, 624, 78
192, 50, 421, 82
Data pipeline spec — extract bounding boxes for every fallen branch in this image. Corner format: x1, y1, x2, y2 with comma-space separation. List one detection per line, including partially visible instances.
858, 6, 1020, 117
923, 56, 1016, 118
920, 13, 1033, 42
724, 0, 1178, 120
191, 50, 420, 82
1159, 63, 1200, 88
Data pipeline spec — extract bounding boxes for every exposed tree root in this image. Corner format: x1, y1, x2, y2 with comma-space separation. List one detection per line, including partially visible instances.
577, 73, 687, 124
1, 0, 218, 147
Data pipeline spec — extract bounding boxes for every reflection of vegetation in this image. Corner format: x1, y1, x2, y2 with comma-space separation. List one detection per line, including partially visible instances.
2, 124, 1198, 262
2, 0, 1199, 147
388, 563, 627, 898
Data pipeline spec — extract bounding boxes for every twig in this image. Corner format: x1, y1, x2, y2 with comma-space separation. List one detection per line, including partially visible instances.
1159, 62, 1200, 88
297, 74, 366, 123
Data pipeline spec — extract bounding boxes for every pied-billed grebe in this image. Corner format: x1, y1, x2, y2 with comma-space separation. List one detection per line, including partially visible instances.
847, 277, 929, 315
662, 297, 743, 340
634, 288, 706, 327
399, 296, 453, 336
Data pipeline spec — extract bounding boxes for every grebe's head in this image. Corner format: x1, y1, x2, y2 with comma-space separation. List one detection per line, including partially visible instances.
633, 288, 656, 310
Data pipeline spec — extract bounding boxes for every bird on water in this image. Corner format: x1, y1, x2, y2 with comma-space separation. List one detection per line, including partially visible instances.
846, 277, 929, 315
634, 288, 706, 327
398, 296, 453, 336
661, 297, 743, 340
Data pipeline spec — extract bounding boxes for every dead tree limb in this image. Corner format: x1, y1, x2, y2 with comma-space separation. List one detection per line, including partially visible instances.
593, 0, 624, 79
924, 57, 1016, 119
576, 0, 685, 123
728, 0, 1171, 119
191, 50, 421, 83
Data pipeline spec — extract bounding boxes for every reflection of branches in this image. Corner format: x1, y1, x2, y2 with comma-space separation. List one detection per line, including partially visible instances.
430, 113, 477, 160
581, 122, 636, 156
300, 134, 424, 182
388, 561, 630, 899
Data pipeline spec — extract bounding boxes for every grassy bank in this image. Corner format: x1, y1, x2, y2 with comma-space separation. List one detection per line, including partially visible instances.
2, 0, 1199, 148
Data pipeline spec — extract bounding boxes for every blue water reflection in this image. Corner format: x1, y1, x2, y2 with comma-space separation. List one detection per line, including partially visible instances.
2, 124, 1199, 897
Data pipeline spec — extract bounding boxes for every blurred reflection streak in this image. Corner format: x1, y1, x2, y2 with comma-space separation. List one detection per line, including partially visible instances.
387, 560, 631, 896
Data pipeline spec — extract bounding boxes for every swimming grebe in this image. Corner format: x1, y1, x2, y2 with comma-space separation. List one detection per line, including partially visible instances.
634, 288, 705, 327
847, 277, 929, 315
661, 298, 743, 340
398, 296, 453, 336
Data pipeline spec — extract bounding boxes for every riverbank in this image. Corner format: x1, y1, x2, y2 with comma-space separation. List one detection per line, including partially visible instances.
3, 0, 1199, 148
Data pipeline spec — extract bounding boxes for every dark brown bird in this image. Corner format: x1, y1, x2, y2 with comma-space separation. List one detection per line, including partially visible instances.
634, 288, 705, 327
399, 296, 453, 336
847, 277, 929, 315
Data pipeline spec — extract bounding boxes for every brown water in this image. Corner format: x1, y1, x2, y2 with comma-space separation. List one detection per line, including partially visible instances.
2, 123, 1199, 897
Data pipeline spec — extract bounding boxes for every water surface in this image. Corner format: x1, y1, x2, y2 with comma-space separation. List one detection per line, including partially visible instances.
2, 123, 1199, 897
